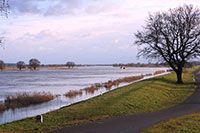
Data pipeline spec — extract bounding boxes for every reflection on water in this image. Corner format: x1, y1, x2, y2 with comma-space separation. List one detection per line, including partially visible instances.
0, 66, 168, 124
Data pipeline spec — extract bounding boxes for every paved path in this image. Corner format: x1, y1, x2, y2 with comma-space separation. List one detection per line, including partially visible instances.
51, 68, 200, 133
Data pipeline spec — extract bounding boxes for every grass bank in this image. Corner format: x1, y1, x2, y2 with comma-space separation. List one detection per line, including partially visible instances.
142, 112, 200, 132
0, 67, 197, 132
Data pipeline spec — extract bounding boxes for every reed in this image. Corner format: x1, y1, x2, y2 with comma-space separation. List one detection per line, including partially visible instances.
5, 92, 54, 109
144, 73, 153, 76
84, 86, 99, 94
154, 70, 165, 75
0, 104, 6, 112
94, 83, 103, 88
65, 71, 165, 99
118, 75, 144, 83
113, 80, 120, 86
104, 81, 113, 90
167, 69, 173, 72
65, 90, 83, 98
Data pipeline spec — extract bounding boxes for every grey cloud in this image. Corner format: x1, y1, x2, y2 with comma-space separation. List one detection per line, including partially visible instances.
44, 0, 83, 16
10, 0, 41, 15
9, 0, 83, 16
85, 3, 121, 15
24, 30, 51, 40
9, 0, 110, 16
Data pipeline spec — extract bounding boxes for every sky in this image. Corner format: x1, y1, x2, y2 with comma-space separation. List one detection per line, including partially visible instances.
0, 0, 200, 64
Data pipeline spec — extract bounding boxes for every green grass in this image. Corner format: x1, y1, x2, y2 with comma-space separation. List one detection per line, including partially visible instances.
143, 113, 200, 133
0, 67, 198, 132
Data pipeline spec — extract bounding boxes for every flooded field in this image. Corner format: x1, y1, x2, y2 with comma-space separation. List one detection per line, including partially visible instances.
0, 66, 169, 124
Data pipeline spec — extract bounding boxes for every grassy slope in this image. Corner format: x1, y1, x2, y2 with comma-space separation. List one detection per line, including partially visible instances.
143, 113, 200, 133
0, 67, 197, 132
143, 68, 200, 133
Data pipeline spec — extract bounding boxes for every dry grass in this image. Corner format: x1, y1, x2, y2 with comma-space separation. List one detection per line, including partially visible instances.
5, 92, 54, 109
84, 86, 99, 94
104, 81, 114, 90
65, 90, 83, 98
154, 70, 166, 75
0, 104, 6, 112
1, 66, 71, 72
113, 80, 120, 86
65, 70, 167, 98
94, 83, 103, 88
65, 73, 162, 98
144, 73, 153, 76
118, 75, 144, 83
167, 69, 173, 72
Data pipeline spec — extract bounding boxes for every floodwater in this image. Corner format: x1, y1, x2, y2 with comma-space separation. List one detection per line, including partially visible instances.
0, 66, 168, 124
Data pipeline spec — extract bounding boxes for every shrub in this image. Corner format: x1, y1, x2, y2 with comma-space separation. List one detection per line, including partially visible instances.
118, 75, 144, 83
0, 60, 5, 70
5, 92, 54, 109
154, 70, 165, 75
94, 83, 103, 88
113, 80, 120, 86
144, 73, 153, 76
84, 86, 99, 94
65, 90, 83, 98
167, 69, 173, 72
29, 58, 40, 70
16, 61, 26, 70
104, 81, 113, 90
66, 62, 75, 68
0, 104, 6, 112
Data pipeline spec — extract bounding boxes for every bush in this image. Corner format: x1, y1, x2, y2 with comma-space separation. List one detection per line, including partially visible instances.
0, 60, 5, 70
0, 104, 6, 112
5, 92, 54, 109
65, 90, 83, 98
154, 70, 165, 75
16, 61, 26, 70
29, 58, 40, 70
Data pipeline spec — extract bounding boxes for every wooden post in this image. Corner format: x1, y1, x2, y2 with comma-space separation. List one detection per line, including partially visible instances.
36, 115, 43, 123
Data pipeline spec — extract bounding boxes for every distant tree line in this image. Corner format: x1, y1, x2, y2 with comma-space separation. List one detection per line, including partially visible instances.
0, 59, 77, 71
113, 62, 196, 68
0, 58, 41, 71
113, 63, 168, 67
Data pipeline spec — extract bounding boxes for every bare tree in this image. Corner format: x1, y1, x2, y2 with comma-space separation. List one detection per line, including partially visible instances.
0, 60, 5, 70
134, 5, 200, 83
0, 0, 9, 16
29, 58, 40, 70
66, 61, 75, 68
17, 61, 26, 70
0, 0, 9, 48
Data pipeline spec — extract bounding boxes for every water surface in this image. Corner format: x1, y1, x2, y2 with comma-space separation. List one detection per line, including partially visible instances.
0, 66, 168, 124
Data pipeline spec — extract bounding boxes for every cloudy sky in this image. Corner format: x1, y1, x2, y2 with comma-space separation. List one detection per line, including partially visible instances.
0, 0, 199, 64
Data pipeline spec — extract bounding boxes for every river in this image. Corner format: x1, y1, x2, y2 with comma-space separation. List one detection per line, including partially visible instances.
0, 66, 168, 124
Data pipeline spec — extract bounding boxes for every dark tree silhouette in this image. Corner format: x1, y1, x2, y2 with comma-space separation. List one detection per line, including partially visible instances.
17, 61, 26, 70
134, 5, 200, 84
0, 0, 9, 16
29, 58, 40, 70
0, 60, 5, 70
66, 61, 75, 68
0, 0, 9, 47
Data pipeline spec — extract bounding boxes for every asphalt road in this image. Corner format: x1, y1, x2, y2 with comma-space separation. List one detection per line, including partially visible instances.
51, 68, 200, 133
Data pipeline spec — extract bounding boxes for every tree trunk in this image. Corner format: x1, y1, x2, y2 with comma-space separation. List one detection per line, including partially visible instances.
176, 69, 183, 84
